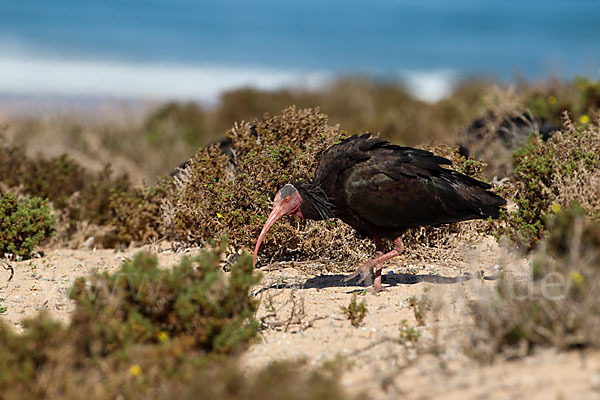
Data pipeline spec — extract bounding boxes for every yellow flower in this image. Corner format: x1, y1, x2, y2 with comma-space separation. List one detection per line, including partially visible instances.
570, 271, 584, 286
217, 212, 223, 219
129, 364, 142, 376
550, 203, 561, 214
580, 114, 590, 124
547, 96, 557, 105
157, 331, 169, 342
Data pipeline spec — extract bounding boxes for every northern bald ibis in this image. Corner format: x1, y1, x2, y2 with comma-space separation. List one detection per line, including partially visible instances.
253, 134, 506, 292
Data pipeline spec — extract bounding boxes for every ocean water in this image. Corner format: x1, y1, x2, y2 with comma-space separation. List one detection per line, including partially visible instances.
0, 0, 599, 102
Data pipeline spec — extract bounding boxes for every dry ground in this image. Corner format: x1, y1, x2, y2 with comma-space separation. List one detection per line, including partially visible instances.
1, 236, 599, 399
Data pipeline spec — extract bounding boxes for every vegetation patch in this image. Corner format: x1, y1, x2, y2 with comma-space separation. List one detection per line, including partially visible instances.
399, 320, 421, 343
109, 176, 172, 245
0, 137, 170, 248
0, 316, 354, 400
0, 192, 55, 258
69, 241, 260, 356
468, 205, 600, 361
165, 106, 366, 263
495, 114, 600, 250
524, 77, 600, 126
341, 294, 368, 327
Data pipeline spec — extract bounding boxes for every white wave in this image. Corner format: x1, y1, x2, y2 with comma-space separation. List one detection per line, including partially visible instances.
0, 55, 330, 103
399, 69, 458, 102
0, 55, 458, 104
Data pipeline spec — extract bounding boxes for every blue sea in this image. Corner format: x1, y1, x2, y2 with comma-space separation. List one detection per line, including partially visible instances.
0, 0, 599, 103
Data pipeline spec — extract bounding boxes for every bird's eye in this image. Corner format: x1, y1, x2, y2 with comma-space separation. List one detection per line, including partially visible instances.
284, 196, 290, 203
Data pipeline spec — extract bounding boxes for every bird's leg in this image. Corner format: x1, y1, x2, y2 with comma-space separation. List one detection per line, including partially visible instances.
372, 237, 386, 292
344, 237, 405, 292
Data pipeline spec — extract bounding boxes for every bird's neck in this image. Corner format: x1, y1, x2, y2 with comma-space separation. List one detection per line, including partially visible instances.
297, 183, 334, 221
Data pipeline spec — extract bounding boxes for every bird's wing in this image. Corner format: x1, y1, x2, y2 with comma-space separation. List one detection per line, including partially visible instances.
340, 144, 504, 228
313, 134, 450, 188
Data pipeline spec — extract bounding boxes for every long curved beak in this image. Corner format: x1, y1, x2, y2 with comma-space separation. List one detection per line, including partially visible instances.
253, 203, 285, 267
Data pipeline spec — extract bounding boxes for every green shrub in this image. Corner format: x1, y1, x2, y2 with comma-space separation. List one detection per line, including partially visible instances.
109, 176, 172, 245
21, 154, 89, 210
0, 136, 28, 189
0, 321, 355, 400
19, 155, 130, 230
468, 205, 600, 361
0, 193, 55, 257
75, 166, 131, 226
496, 114, 600, 249
0, 314, 68, 398
69, 242, 260, 356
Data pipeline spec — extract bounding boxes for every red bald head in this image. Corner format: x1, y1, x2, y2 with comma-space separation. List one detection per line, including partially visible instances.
253, 184, 303, 266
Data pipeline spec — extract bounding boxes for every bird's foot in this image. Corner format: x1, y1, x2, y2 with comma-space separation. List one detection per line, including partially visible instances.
343, 260, 377, 284
366, 284, 388, 294
371, 274, 388, 293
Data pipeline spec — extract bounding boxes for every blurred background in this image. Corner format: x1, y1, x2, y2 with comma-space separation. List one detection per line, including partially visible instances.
1, 0, 599, 181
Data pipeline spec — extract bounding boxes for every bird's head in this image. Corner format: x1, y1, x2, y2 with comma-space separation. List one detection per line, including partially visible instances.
253, 184, 303, 267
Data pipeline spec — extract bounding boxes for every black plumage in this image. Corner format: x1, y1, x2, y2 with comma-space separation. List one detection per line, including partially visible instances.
299, 134, 504, 236
254, 133, 506, 292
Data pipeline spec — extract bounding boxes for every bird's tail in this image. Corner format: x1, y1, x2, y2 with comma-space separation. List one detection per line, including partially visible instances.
470, 188, 506, 219
438, 171, 507, 221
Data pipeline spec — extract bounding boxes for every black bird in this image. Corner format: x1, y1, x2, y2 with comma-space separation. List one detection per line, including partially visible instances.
458, 110, 560, 178
253, 134, 506, 292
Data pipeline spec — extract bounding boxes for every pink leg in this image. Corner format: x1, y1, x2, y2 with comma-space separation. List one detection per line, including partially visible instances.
372, 237, 385, 292
344, 237, 405, 292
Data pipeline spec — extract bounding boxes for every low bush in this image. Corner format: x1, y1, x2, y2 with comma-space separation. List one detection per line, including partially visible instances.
109, 176, 172, 245
0, 192, 55, 258
143, 101, 208, 150
165, 106, 358, 263
524, 77, 600, 125
0, 314, 69, 399
0, 321, 354, 400
0, 137, 171, 248
496, 113, 600, 250
69, 241, 260, 356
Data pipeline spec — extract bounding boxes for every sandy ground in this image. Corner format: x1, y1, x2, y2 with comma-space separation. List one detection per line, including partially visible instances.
1, 236, 599, 400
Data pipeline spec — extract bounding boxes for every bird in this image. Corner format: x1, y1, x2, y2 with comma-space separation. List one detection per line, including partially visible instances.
253, 133, 507, 292
458, 109, 560, 178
